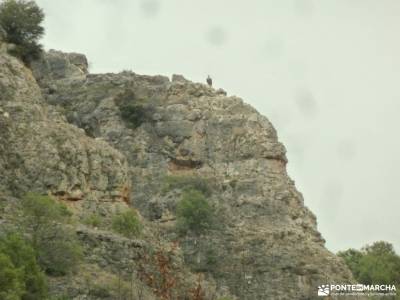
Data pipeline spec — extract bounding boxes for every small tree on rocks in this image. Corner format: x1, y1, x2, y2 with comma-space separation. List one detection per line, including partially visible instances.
0, 0, 44, 64
176, 189, 214, 235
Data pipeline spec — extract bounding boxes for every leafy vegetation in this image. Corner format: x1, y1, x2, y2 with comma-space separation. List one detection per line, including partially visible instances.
338, 241, 400, 286
83, 213, 102, 228
112, 210, 142, 238
164, 175, 216, 235
0, 252, 24, 300
184, 242, 219, 273
0, 0, 44, 64
115, 89, 154, 128
20, 193, 82, 276
176, 189, 214, 235
0, 193, 85, 298
120, 101, 149, 128
0, 233, 47, 300
163, 175, 212, 197
48, 294, 70, 300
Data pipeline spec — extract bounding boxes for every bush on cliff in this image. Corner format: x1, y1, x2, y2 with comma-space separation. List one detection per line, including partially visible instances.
176, 189, 214, 235
115, 89, 155, 128
0, 233, 48, 300
83, 213, 102, 228
0, 0, 44, 64
0, 252, 24, 300
112, 209, 142, 238
120, 100, 150, 128
163, 175, 212, 197
20, 193, 82, 276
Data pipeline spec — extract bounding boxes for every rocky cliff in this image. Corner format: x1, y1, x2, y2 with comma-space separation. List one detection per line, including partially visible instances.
0, 46, 356, 300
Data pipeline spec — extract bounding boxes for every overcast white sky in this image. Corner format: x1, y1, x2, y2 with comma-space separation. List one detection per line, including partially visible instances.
35, 0, 400, 253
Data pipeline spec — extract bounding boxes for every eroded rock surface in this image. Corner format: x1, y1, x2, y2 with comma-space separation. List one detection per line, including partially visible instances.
0, 49, 358, 299
0, 52, 130, 216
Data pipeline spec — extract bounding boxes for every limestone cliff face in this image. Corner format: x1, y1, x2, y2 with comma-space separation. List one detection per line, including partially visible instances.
0, 49, 131, 219
0, 48, 356, 299
0, 48, 204, 300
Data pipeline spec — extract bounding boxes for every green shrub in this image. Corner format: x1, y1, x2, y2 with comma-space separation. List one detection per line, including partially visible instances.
21, 193, 71, 229
115, 90, 154, 128
338, 241, 400, 286
90, 283, 111, 298
0, 233, 47, 300
0, 25, 6, 41
20, 193, 82, 276
112, 210, 142, 238
163, 175, 212, 196
48, 294, 70, 300
83, 213, 102, 228
120, 101, 149, 128
89, 279, 131, 299
37, 236, 82, 276
184, 243, 219, 273
0, 252, 24, 300
204, 248, 218, 266
0, 0, 44, 64
176, 189, 214, 235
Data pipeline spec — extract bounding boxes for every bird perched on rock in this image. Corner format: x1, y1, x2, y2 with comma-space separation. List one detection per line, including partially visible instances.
206, 75, 212, 87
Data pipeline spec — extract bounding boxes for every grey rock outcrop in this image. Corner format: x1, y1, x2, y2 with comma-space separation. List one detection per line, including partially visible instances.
31, 49, 88, 82
0, 49, 231, 300
30, 50, 358, 299
0, 49, 131, 221
0, 48, 360, 299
